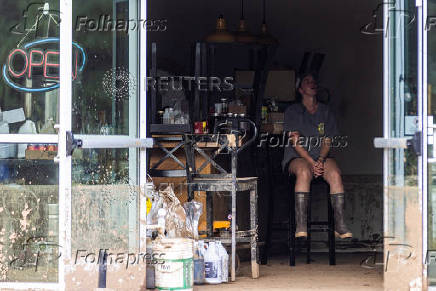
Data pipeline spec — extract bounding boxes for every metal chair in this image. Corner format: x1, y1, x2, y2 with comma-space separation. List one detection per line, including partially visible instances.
183, 118, 259, 281
289, 176, 336, 266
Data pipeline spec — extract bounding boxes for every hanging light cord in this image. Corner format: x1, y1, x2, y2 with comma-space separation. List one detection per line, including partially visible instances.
241, 0, 245, 20
262, 0, 266, 24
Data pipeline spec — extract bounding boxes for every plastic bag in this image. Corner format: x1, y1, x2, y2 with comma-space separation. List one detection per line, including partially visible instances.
183, 201, 203, 240
158, 185, 190, 238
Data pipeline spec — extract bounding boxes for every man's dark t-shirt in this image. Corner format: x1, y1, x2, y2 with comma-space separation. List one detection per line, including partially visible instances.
282, 102, 340, 171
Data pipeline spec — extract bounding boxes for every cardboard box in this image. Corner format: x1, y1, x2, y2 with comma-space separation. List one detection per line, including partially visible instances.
261, 123, 284, 134
228, 104, 247, 115
235, 70, 296, 102
265, 70, 296, 102
25, 149, 57, 160
268, 112, 284, 123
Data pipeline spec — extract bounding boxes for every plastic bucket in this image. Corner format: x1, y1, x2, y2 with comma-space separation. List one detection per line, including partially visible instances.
153, 238, 194, 291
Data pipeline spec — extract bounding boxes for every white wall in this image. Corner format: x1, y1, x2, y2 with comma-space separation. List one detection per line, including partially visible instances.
148, 0, 384, 175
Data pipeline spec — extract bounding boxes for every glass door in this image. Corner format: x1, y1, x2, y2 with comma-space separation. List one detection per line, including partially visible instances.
0, 0, 148, 289
375, 0, 424, 290
61, 0, 149, 289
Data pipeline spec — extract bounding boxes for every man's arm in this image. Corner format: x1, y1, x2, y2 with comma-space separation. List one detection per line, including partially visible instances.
289, 131, 323, 177
318, 137, 332, 161
312, 137, 332, 177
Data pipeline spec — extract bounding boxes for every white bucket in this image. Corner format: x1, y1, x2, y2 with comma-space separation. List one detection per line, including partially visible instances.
153, 238, 194, 291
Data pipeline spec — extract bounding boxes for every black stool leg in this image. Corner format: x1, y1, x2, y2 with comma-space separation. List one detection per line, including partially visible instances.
289, 182, 296, 266
262, 191, 273, 264
306, 191, 312, 264
328, 192, 336, 265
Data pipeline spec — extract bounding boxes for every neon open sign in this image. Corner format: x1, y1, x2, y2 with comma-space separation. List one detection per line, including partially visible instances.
2, 38, 86, 93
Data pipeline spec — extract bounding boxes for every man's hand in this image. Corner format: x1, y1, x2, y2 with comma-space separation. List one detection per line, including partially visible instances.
288, 131, 300, 146
311, 159, 324, 178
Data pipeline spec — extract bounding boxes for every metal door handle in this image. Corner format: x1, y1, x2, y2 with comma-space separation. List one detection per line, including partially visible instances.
373, 138, 408, 149
373, 132, 421, 156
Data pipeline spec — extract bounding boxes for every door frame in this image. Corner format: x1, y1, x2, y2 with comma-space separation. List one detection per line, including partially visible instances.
420, 0, 428, 287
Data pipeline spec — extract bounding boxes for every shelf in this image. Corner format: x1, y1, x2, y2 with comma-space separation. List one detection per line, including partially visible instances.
150, 123, 191, 134
0, 158, 54, 163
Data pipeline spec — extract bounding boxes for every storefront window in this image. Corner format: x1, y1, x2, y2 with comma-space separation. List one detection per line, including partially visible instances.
0, 0, 61, 283
0, 158, 59, 282
0, 1, 63, 135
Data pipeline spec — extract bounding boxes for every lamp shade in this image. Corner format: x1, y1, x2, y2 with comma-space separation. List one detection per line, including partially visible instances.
257, 23, 278, 45
235, 19, 257, 43
205, 15, 236, 43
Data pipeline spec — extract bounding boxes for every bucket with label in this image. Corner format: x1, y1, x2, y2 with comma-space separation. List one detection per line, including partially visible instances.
153, 238, 194, 291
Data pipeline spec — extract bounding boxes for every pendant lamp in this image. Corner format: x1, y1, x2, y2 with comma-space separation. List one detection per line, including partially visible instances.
257, 0, 278, 45
235, 0, 257, 43
205, 14, 236, 43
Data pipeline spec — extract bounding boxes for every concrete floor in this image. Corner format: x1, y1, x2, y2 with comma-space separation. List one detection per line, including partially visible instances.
196, 253, 383, 291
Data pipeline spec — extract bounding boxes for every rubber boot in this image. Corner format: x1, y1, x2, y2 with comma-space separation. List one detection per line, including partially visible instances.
330, 193, 352, 239
295, 192, 309, 238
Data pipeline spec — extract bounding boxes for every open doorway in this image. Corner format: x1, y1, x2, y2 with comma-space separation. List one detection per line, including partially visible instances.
147, 0, 387, 290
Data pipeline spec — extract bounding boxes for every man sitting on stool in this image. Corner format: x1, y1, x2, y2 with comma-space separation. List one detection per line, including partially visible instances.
282, 73, 352, 239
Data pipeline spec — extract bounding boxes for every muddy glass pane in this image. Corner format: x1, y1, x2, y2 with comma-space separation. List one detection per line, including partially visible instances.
70, 148, 140, 287
0, 1, 63, 136
385, 0, 422, 289
0, 157, 59, 282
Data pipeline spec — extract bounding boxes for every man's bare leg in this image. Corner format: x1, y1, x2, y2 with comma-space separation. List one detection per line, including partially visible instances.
289, 158, 312, 192
322, 158, 344, 193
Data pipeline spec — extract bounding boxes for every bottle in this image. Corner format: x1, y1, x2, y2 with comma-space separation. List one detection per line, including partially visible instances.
169, 108, 175, 124
18, 120, 37, 158
157, 208, 166, 236
163, 108, 170, 124
216, 241, 229, 283
204, 241, 222, 284
194, 241, 205, 285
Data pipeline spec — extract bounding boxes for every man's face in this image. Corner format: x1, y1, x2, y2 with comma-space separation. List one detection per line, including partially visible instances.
299, 75, 318, 97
